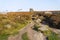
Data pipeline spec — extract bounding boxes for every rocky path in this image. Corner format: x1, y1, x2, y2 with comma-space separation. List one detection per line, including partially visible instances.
8, 21, 46, 40
27, 23, 46, 40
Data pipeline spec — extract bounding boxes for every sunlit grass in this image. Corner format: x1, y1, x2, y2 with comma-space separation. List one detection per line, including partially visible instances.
3, 22, 28, 35
0, 21, 29, 40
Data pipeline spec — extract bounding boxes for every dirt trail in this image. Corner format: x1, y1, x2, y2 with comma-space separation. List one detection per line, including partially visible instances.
8, 22, 34, 40
8, 21, 46, 40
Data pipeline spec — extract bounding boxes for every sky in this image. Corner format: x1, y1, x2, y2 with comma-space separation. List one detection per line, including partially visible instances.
0, 0, 60, 12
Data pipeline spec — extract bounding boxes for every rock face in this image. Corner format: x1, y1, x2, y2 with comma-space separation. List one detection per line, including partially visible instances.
33, 32, 46, 40
33, 11, 60, 29
39, 25, 49, 31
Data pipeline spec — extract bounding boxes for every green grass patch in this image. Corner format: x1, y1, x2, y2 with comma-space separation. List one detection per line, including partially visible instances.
43, 30, 60, 40
0, 22, 28, 40
22, 32, 29, 40
48, 32, 59, 40
0, 33, 9, 40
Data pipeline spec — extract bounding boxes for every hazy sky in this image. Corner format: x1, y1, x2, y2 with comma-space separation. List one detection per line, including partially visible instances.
0, 0, 60, 12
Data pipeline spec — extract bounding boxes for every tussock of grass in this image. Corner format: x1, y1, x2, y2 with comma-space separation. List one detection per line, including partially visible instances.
43, 30, 60, 40
22, 32, 29, 40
